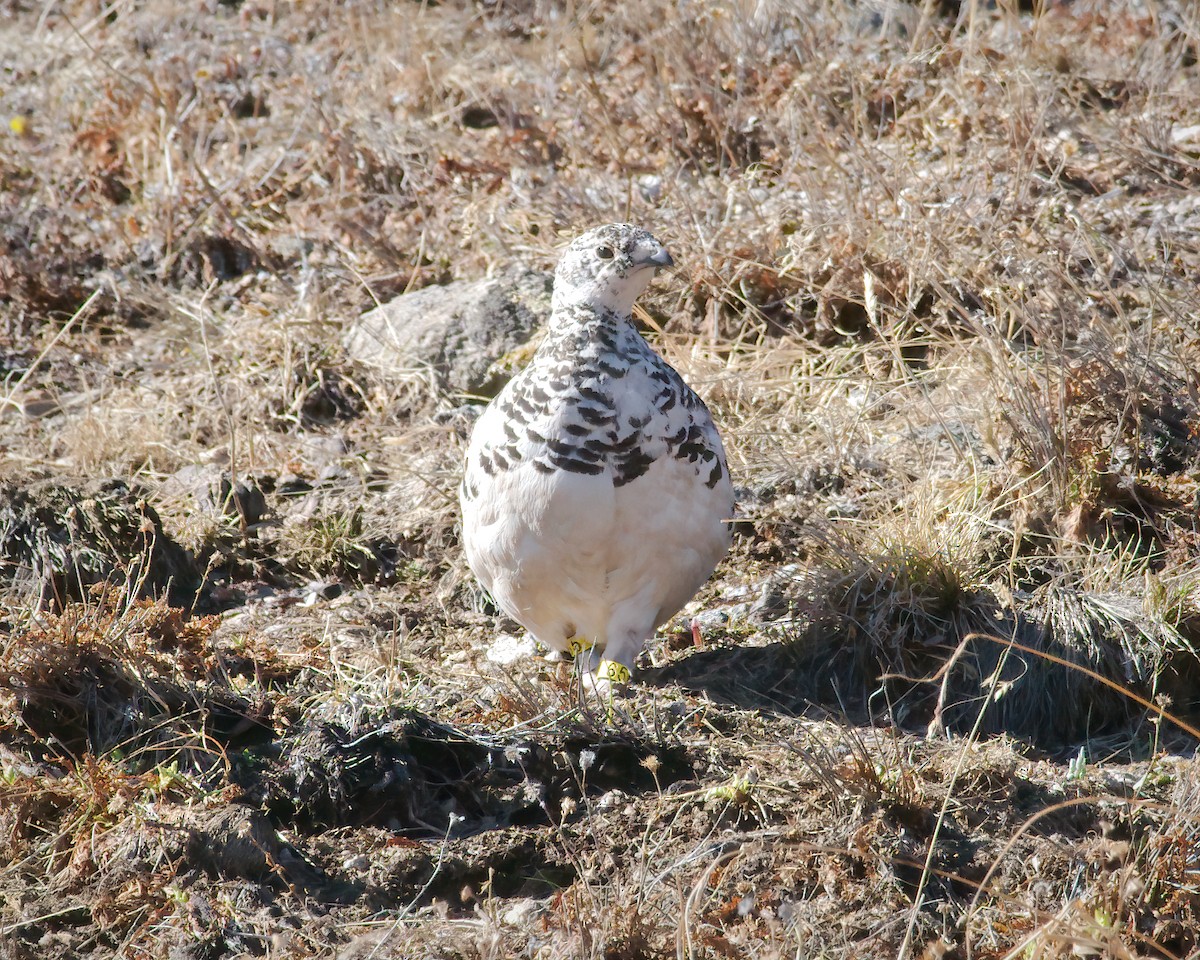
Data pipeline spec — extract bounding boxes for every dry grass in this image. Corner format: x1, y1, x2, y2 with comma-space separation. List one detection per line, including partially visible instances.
3, 0, 1200, 957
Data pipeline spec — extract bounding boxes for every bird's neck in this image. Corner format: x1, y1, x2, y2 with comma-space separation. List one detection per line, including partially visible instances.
543, 302, 637, 351
551, 282, 645, 317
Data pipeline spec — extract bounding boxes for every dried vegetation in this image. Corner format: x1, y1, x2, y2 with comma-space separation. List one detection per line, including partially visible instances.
3, 0, 1200, 957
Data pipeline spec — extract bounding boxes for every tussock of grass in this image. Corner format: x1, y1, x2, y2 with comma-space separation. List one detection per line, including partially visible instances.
0, 479, 198, 609
1, 591, 268, 772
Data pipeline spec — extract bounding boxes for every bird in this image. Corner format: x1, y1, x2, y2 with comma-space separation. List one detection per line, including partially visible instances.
459, 223, 734, 691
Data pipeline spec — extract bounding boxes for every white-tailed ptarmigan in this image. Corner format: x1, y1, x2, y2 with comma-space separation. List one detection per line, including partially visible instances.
459, 224, 734, 690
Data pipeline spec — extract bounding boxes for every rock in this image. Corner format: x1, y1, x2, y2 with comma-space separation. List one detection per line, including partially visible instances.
690, 603, 751, 633
501, 898, 543, 926
486, 632, 537, 665
637, 174, 663, 203
342, 268, 553, 397
301, 580, 343, 605
595, 789, 629, 811
751, 563, 808, 623
300, 432, 350, 466
159, 464, 268, 527
1171, 123, 1200, 151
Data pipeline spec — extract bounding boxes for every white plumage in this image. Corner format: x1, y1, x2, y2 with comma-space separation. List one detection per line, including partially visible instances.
459, 224, 734, 688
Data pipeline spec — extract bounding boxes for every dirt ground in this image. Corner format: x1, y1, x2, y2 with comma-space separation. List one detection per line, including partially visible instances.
3, 1, 1200, 957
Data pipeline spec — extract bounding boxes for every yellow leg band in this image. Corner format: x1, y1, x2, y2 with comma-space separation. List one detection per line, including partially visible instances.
567, 636, 594, 657
597, 660, 631, 684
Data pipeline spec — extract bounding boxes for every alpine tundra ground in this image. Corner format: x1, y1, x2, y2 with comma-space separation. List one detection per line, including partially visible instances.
2, 1, 1200, 957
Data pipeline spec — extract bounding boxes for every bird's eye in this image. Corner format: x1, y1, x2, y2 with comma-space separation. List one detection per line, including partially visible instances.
596, 245, 614, 260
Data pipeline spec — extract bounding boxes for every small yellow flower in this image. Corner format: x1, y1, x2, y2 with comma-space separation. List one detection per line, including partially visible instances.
9, 116, 29, 136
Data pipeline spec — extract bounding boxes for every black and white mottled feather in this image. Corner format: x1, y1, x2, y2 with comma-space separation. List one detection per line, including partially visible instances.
459, 224, 734, 688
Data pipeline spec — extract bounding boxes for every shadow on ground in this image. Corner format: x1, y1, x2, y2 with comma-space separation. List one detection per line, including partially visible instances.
645, 578, 1200, 754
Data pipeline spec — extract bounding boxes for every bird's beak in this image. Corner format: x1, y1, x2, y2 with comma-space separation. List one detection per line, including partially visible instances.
631, 242, 674, 270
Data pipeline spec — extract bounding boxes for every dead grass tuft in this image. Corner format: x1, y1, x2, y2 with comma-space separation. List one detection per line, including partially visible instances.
1, 590, 269, 772
0, 478, 199, 610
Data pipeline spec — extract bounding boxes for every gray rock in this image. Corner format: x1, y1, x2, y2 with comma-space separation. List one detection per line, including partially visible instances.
160, 463, 267, 527
301, 580, 343, 604
751, 563, 809, 623
343, 268, 553, 397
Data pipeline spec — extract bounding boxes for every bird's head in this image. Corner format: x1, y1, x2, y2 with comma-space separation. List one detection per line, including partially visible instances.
551, 223, 674, 316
